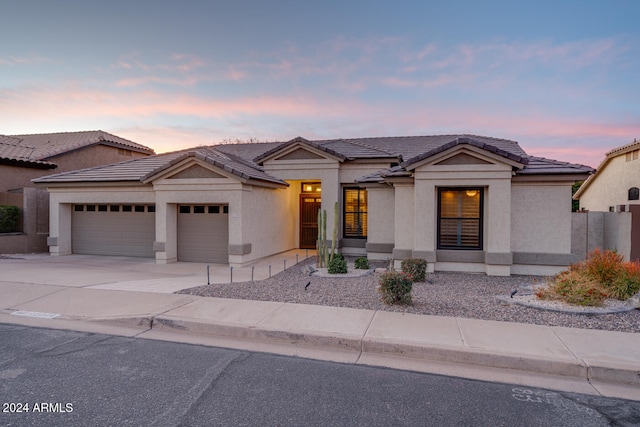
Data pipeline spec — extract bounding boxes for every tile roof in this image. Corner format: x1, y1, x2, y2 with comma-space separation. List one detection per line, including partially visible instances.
1, 130, 154, 164
34, 134, 593, 185
34, 146, 287, 186
400, 136, 529, 168
516, 156, 594, 175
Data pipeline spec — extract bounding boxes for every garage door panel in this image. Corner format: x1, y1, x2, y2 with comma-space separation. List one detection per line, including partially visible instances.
178, 205, 229, 263
72, 205, 155, 258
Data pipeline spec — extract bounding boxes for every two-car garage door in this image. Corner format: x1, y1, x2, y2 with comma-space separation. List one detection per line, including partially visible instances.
71, 203, 229, 262
72, 204, 155, 257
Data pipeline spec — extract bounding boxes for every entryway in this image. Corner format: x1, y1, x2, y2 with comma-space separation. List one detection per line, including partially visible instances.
300, 194, 321, 249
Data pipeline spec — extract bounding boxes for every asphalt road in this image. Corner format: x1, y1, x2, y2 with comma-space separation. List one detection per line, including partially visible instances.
1, 323, 639, 426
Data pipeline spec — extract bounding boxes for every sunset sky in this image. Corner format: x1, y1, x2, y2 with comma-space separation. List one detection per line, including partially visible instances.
1, 0, 639, 167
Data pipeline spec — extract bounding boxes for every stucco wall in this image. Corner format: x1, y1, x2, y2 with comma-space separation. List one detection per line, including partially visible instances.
579, 153, 640, 211
572, 211, 632, 261
0, 165, 54, 192
49, 145, 149, 174
365, 185, 395, 259
511, 183, 572, 254
241, 185, 296, 263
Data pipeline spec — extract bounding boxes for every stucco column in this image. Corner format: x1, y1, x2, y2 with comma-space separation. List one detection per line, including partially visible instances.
413, 179, 436, 272
48, 197, 71, 256
155, 201, 176, 264
321, 172, 340, 246
392, 182, 414, 268
363, 185, 395, 260
485, 180, 512, 276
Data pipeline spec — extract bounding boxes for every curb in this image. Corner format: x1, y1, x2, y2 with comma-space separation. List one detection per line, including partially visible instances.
151, 315, 363, 352
100, 314, 640, 388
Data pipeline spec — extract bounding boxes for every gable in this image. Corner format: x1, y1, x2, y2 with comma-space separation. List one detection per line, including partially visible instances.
273, 147, 325, 161
167, 164, 226, 179
434, 152, 492, 166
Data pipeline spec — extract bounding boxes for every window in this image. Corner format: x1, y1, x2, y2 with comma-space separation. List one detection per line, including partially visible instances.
110, 205, 120, 212
122, 205, 132, 212
343, 188, 367, 238
179, 206, 191, 214
74, 205, 84, 212
438, 188, 483, 250
301, 182, 321, 193
208, 206, 220, 214
98, 205, 108, 212
193, 205, 205, 214
629, 187, 640, 201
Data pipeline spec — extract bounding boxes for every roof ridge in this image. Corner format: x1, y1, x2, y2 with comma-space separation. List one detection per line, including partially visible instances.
337, 138, 397, 156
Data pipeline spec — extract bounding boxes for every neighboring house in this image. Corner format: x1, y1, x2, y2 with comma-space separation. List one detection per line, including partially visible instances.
573, 139, 640, 212
572, 139, 640, 261
34, 135, 593, 276
0, 130, 154, 253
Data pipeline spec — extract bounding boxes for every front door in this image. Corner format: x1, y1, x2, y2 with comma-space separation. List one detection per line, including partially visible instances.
300, 195, 321, 249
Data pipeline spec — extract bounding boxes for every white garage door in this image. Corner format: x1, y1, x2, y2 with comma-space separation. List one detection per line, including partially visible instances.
72, 204, 155, 258
177, 205, 229, 263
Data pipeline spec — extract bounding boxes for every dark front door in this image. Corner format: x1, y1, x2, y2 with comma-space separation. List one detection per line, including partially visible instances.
300, 195, 321, 249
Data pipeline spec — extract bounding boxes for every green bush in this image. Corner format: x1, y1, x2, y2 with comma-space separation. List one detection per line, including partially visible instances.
328, 256, 347, 274
354, 257, 370, 270
378, 270, 413, 305
0, 205, 19, 233
401, 258, 427, 283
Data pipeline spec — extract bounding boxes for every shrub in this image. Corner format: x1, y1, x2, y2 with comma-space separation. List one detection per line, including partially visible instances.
378, 270, 413, 305
354, 257, 370, 270
584, 248, 624, 288
0, 205, 19, 233
537, 249, 640, 306
609, 262, 640, 300
537, 269, 608, 306
327, 256, 347, 274
401, 258, 427, 283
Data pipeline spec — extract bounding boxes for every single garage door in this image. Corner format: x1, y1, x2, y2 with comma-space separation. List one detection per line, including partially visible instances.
72, 204, 155, 257
178, 204, 229, 263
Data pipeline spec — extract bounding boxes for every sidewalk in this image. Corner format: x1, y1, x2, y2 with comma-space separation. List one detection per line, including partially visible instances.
1, 252, 639, 401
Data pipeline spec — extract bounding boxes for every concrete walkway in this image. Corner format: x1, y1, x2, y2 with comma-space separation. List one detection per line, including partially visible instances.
1, 252, 639, 401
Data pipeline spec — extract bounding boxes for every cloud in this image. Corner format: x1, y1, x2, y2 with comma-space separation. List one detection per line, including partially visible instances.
0, 55, 51, 65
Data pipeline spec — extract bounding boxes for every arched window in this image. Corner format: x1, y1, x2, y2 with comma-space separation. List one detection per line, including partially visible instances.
629, 187, 640, 201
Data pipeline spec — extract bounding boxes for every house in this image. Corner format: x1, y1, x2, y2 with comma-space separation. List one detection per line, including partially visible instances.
0, 130, 155, 253
573, 139, 640, 212
33, 135, 593, 276
572, 139, 640, 261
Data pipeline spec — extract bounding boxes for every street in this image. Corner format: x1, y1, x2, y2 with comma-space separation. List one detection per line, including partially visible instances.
1, 323, 639, 426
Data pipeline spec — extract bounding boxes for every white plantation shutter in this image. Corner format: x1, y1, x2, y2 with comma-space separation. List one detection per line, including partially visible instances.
438, 189, 482, 249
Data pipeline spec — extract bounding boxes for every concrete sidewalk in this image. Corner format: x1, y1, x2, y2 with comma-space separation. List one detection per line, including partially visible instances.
1, 252, 639, 401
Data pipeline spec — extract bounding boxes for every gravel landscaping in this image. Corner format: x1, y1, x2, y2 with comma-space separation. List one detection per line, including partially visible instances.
177, 257, 640, 333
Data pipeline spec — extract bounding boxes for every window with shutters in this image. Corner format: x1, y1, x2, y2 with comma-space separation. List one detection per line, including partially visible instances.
343, 188, 368, 238
438, 188, 483, 250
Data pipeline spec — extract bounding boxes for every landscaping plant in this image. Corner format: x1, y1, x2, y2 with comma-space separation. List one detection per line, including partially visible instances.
327, 255, 347, 274
536, 249, 640, 306
354, 257, 370, 270
378, 270, 413, 305
0, 205, 19, 233
401, 258, 427, 283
